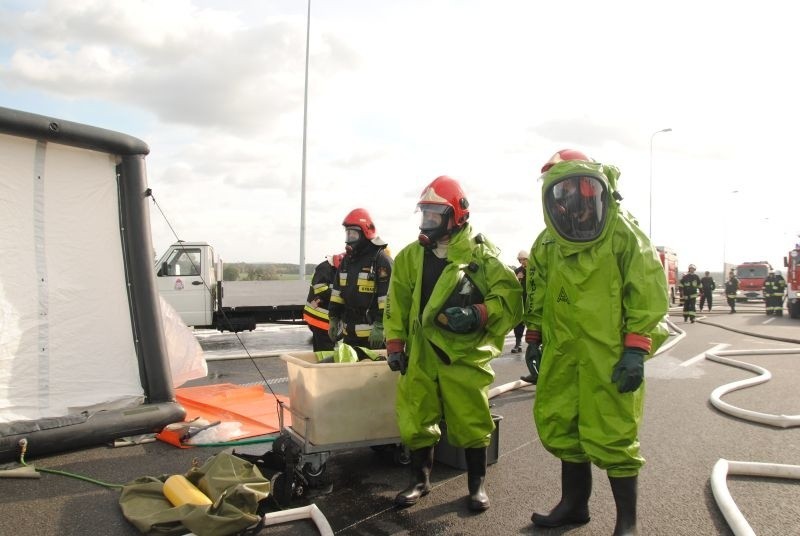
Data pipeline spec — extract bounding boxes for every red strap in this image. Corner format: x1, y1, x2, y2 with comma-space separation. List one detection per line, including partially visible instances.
386, 339, 405, 354
473, 304, 488, 329
624, 333, 651, 353
525, 330, 542, 344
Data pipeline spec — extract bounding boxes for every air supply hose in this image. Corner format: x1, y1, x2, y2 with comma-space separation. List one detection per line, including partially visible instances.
15, 438, 123, 488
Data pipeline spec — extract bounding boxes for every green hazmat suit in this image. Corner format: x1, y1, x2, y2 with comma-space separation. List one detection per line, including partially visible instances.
524, 160, 668, 477
384, 224, 522, 450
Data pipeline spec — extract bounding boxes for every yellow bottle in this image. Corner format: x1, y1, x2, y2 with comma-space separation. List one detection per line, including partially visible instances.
163, 474, 212, 507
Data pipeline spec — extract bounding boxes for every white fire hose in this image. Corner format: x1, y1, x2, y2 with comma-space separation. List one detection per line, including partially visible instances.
705, 347, 800, 535
262, 503, 333, 535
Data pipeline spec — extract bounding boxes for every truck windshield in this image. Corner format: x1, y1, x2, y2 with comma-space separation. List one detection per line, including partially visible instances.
736, 266, 768, 278
160, 248, 201, 276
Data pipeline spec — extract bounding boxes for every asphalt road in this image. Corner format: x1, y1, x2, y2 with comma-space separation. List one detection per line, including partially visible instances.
2, 300, 799, 535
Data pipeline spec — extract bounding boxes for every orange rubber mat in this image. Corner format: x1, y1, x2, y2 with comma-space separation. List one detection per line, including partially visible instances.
159, 383, 291, 446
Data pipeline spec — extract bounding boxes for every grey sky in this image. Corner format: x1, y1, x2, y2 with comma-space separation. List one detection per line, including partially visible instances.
1, 0, 797, 273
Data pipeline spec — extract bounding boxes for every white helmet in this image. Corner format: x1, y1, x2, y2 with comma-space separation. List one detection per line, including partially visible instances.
517, 250, 529, 261
688, 264, 696, 271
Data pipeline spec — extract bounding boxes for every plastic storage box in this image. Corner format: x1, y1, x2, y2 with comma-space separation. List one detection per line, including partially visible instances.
434, 414, 502, 470
280, 351, 400, 445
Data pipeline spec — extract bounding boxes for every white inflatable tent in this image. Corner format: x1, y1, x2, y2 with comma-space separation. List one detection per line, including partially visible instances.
0, 106, 185, 461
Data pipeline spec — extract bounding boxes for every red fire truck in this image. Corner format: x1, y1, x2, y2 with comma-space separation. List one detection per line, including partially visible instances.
656, 246, 679, 304
783, 245, 800, 318
734, 261, 772, 302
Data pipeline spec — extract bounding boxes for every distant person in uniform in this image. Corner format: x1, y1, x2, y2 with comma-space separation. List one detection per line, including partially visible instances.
763, 269, 786, 316
303, 253, 343, 352
698, 271, 716, 312
725, 270, 740, 313
680, 264, 701, 323
512, 249, 528, 355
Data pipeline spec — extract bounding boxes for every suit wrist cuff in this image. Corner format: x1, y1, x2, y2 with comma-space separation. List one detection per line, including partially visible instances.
386, 339, 404, 354
473, 304, 488, 329
525, 330, 542, 344
624, 333, 651, 353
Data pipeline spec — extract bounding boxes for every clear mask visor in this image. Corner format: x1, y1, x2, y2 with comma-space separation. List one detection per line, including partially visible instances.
545, 176, 607, 242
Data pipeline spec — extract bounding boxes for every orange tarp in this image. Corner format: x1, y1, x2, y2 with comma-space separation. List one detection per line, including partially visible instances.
161, 383, 291, 445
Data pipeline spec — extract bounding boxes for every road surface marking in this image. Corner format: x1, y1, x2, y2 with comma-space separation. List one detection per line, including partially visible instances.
680, 343, 729, 367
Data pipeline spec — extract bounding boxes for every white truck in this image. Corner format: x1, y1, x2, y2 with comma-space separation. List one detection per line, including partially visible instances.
155, 241, 307, 332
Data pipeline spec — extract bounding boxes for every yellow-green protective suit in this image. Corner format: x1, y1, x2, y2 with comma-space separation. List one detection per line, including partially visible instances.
524, 160, 668, 477
384, 225, 522, 450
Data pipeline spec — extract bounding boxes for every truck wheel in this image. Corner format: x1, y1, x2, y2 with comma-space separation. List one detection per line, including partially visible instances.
791, 303, 800, 319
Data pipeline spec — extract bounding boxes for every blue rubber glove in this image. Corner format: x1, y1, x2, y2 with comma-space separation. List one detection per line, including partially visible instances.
368, 321, 384, 349
327, 317, 342, 343
387, 352, 408, 375
441, 306, 479, 333
611, 348, 646, 393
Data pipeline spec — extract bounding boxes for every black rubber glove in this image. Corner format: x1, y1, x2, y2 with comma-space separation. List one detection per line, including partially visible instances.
522, 344, 542, 383
611, 347, 646, 393
387, 352, 408, 375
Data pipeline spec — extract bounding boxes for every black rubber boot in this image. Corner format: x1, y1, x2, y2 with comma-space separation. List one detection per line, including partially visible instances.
531, 461, 592, 527
520, 374, 537, 383
395, 446, 434, 507
464, 447, 490, 511
609, 475, 638, 536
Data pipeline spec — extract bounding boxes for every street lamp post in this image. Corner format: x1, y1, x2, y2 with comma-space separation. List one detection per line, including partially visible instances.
649, 127, 672, 238
298, 0, 311, 279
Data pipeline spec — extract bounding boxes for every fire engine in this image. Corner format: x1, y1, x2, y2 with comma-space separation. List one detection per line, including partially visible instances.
656, 246, 679, 304
734, 261, 772, 301
783, 245, 800, 318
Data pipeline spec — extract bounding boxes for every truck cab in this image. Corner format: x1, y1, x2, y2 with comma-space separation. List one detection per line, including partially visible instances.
155, 242, 217, 327
734, 261, 772, 302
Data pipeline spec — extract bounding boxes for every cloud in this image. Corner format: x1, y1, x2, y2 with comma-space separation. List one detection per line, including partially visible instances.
1, 0, 359, 134
2, 0, 799, 272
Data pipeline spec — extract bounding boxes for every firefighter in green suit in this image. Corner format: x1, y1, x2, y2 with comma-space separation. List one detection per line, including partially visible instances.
383, 175, 522, 513
523, 150, 668, 536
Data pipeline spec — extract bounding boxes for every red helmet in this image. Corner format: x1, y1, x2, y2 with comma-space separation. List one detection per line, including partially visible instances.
541, 149, 592, 173
342, 208, 377, 240
417, 175, 470, 226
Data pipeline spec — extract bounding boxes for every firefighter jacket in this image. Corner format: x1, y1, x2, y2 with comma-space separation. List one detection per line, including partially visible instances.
725, 276, 739, 297
680, 272, 701, 297
700, 275, 716, 295
763, 274, 787, 297
329, 242, 393, 343
303, 260, 336, 331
